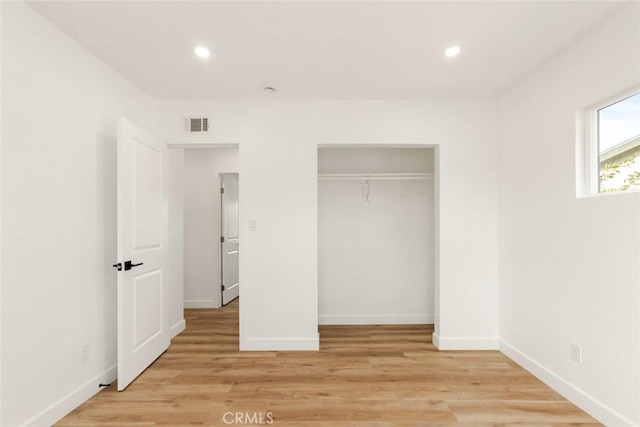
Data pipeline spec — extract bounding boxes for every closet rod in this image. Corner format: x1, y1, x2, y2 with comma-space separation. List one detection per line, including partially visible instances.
318, 173, 433, 181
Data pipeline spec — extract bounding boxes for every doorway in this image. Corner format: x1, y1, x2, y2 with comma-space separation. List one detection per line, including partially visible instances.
182, 147, 239, 309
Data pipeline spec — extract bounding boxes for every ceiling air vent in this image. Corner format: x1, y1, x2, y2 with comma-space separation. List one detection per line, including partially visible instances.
184, 117, 209, 134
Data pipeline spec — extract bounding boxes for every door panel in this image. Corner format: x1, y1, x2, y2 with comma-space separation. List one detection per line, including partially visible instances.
221, 173, 239, 305
133, 142, 163, 249
132, 270, 163, 350
117, 118, 169, 391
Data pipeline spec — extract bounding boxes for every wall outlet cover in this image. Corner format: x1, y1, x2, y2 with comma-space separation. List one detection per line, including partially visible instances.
570, 343, 582, 363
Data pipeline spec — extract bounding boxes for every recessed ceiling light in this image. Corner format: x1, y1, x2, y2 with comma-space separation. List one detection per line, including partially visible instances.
444, 46, 461, 58
194, 46, 210, 59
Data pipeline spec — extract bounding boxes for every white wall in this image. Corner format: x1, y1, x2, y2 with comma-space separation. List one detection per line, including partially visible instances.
497, 4, 640, 425
318, 148, 434, 324
159, 100, 499, 351
1, 3, 159, 425
0, 2, 3, 424
183, 148, 239, 308
318, 147, 434, 175
168, 149, 185, 337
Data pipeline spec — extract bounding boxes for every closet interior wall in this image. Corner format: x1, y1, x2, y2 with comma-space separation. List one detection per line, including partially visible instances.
318, 147, 435, 325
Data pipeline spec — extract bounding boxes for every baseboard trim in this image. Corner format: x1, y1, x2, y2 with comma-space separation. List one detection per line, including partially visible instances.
184, 300, 219, 309
500, 339, 637, 426
22, 364, 117, 427
432, 333, 499, 350
170, 319, 186, 339
319, 314, 434, 325
432, 332, 440, 348
241, 335, 319, 351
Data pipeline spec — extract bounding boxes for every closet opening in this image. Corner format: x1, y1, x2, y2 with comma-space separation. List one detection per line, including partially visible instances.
317, 146, 436, 341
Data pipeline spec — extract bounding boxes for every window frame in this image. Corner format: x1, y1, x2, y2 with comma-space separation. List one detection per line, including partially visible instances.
584, 86, 640, 196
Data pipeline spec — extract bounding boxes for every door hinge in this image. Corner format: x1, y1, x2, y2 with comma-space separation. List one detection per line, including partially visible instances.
221, 236, 225, 243
221, 285, 225, 291
220, 187, 224, 194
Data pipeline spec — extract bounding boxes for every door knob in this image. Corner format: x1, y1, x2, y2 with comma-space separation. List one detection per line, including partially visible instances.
124, 261, 143, 271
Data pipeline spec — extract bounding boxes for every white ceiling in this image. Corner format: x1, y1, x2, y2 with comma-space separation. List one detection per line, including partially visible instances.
28, 1, 626, 100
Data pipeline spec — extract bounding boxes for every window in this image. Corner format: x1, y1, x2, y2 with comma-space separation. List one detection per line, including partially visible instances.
594, 91, 640, 194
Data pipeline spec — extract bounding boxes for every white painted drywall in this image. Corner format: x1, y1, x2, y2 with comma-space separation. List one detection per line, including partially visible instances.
183, 148, 239, 309
318, 148, 434, 324
168, 149, 185, 337
159, 100, 499, 351
0, 2, 3, 424
497, 4, 640, 425
318, 147, 435, 175
1, 3, 159, 426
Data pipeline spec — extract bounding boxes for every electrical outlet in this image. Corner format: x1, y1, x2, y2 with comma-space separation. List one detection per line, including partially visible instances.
80, 344, 89, 364
570, 343, 582, 363
249, 219, 256, 231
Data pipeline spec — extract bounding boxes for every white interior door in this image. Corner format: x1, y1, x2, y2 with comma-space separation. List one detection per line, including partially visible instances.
221, 173, 239, 305
116, 118, 170, 391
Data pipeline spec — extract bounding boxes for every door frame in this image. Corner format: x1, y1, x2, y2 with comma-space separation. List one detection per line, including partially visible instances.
316, 143, 440, 343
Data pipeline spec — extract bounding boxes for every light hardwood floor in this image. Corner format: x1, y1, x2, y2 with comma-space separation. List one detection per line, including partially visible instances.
58, 300, 600, 426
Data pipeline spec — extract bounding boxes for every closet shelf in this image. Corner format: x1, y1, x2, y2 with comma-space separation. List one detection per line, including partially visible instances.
318, 173, 433, 181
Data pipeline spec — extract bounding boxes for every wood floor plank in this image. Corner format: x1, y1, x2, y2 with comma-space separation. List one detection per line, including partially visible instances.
447, 400, 597, 424
56, 300, 600, 426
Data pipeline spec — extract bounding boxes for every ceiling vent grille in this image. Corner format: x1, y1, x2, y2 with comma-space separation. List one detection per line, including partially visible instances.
184, 117, 209, 134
